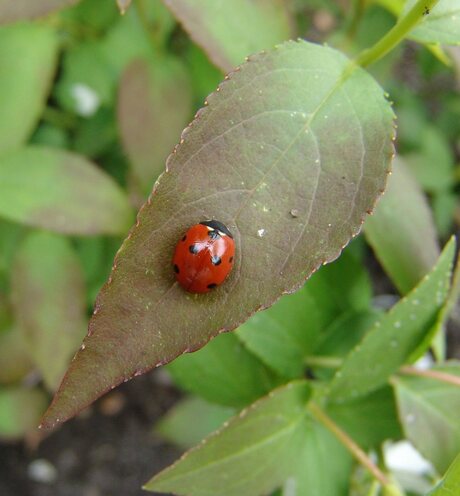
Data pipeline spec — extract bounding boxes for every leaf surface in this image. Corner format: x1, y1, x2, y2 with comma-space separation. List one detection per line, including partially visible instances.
11, 231, 87, 390
162, 0, 292, 71
0, 0, 77, 24
364, 158, 440, 294
0, 23, 58, 154
41, 40, 395, 428
428, 453, 460, 496
145, 381, 311, 495
0, 146, 133, 235
394, 362, 460, 474
328, 238, 455, 402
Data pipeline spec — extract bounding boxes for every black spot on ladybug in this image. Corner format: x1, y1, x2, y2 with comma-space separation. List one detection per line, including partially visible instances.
189, 244, 200, 254
229, 256, 233, 263
182, 235, 187, 241
173, 264, 180, 274
211, 255, 221, 266
207, 283, 217, 289
208, 230, 220, 240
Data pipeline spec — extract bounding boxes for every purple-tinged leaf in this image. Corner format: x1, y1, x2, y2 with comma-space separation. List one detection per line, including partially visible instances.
162, 0, 293, 72
0, 0, 78, 24
41, 40, 394, 429
118, 57, 192, 195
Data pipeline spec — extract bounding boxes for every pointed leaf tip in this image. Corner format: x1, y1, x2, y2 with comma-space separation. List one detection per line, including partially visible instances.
41, 40, 395, 429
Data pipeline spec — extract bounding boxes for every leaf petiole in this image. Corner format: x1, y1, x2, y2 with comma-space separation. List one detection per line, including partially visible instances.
354, 0, 440, 67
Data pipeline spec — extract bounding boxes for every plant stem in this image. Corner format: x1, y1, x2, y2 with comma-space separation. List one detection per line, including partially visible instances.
309, 402, 391, 487
400, 365, 460, 386
354, 0, 440, 67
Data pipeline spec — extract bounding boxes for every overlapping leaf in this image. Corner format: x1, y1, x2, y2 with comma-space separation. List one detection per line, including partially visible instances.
364, 158, 440, 294
428, 453, 460, 496
0, 0, 78, 24
0, 146, 133, 235
162, 0, 292, 71
41, 40, 395, 428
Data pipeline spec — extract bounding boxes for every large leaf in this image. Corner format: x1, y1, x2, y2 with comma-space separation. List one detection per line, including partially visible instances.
428, 453, 460, 496
0, 146, 133, 235
41, 40, 394, 428
145, 381, 311, 495
364, 158, 440, 294
0, 327, 34, 384
0, 23, 58, 154
405, 0, 460, 45
0, 387, 48, 440
162, 0, 292, 71
118, 56, 193, 194
11, 231, 87, 390
167, 332, 280, 407
394, 362, 460, 474
328, 238, 455, 403
0, 0, 78, 23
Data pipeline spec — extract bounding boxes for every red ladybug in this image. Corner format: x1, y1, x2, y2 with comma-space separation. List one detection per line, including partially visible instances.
173, 220, 235, 293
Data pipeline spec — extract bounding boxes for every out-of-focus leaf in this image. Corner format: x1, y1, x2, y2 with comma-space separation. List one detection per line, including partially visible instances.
31, 123, 70, 149
0, 387, 48, 440
0, 0, 78, 24
364, 158, 440, 295
155, 397, 235, 449
41, 40, 395, 429
0, 220, 24, 278
59, 0, 118, 31
404, 126, 454, 193
0, 23, 58, 154
167, 332, 280, 407
428, 453, 460, 496
282, 416, 353, 496
328, 386, 402, 449
145, 382, 311, 495
0, 327, 34, 384
237, 252, 373, 379
0, 146, 133, 235
433, 191, 456, 238
73, 108, 118, 158
405, 0, 460, 46
118, 56, 192, 194
163, 0, 292, 71
11, 231, 87, 390
329, 238, 455, 403
394, 362, 460, 474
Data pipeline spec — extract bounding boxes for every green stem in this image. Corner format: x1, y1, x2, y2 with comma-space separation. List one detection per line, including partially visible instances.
309, 402, 391, 487
345, 0, 366, 43
354, 0, 440, 67
399, 366, 460, 387
304, 355, 343, 368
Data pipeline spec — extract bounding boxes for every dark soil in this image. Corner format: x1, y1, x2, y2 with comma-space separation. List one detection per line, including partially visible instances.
0, 372, 182, 496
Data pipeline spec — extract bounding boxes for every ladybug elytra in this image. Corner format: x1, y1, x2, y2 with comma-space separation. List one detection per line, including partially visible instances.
172, 220, 235, 293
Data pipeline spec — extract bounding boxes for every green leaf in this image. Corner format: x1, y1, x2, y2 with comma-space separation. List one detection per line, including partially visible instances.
428, 453, 460, 496
167, 332, 280, 407
163, 0, 292, 71
237, 251, 373, 379
41, 40, 395, 428
11, 231, 87, 390
118, 56, 192, 194
155, 397, 235, 449
144, 381, 311, 495
0, 327, 34, 385
0, 387, 48, 440
364, 158, 440, 294
282, 417, 353, 496
0, 23, 58, 154
0, 146, 133, 235
405, 0, 460, 46
328, 386, 402, 450
0, 0, 77, 24
394, 362, 460, 474
328, 237, 456, 403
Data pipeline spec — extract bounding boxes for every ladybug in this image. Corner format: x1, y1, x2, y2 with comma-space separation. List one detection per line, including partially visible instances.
172, 220, 235, 293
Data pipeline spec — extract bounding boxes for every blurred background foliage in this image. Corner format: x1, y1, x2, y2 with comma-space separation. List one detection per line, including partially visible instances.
0, 0, 459, 494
